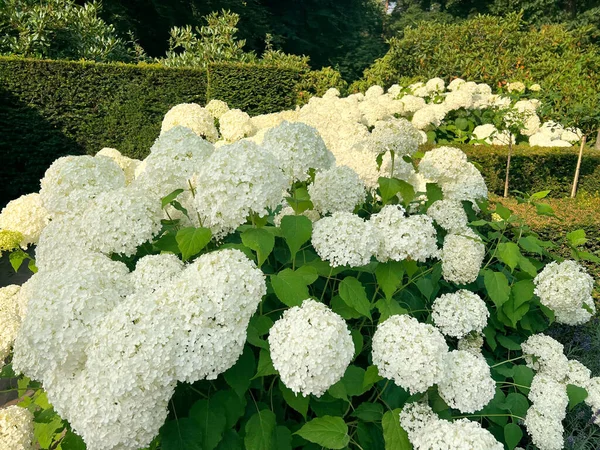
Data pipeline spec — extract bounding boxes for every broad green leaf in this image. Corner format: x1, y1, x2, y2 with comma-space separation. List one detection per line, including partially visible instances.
210, 390, 245, 429
567, 229, 587, 247
161, 189, 184, 208
216, 430, 243, 450
176, 227, 212, 261
280, 215, 312, 258
279, 381, 309, 418
484, 270, 510, 308
497, 334, 522, 350
342, 365, 367, 397
351, 402, 384, 422
0, 363, 15, 378
518, 256, 538, 277
286, 187, 313, 213
567, 384, 588, 410
425, 183, 443, 207
224, 346, 255, 397
382, 409, 411, 450
295, 265, 319, 284
244, 410, 276, 450
504, 423, 523, 450
378, 177, 403, 203
274, 426, 292, 450
415, 278, 434, 300
9, 250, 28, 272
351, 329, 363, 359
190, 399, 227, 450
512, 280, 534, 306
160, 419, 203, 450
327, 380, 348, 402
331, 295, 361, 320
513, 365, 534, 394
495, 203, 512, 220
363, 365, 383, 389
241, 228, 275, 267
295, 416, 350, 449
154, 232, 181, 254
535, 202, 555, 217
375, 261, 404, 299
497, 242, 521, 270
34, 415, 63, 449
530, 190, 551, 200
502, 393, 529, 418
375, 298, 407, 322
60, 431, 86, 450
254, 348, 277, 378
247, 315, 273, 349
270, 269, 310, 307
338, 277, 372, 319
518, 236, 544, 254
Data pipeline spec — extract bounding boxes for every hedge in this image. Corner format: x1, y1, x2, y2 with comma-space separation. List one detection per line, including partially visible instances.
421, 143, 600, 197
0, 57, 301, 206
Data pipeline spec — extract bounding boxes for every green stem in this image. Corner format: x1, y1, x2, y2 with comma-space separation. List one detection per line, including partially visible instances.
452, 413, 525, 421
320, 266, 334, 302
491, 356, 524, 368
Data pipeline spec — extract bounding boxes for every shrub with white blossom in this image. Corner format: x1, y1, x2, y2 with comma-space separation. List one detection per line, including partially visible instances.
0, 96, 597, 450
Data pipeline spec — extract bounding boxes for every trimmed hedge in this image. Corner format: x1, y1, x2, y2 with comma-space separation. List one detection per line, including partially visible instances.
0, 57, 301, 206
421, 143, 600, 197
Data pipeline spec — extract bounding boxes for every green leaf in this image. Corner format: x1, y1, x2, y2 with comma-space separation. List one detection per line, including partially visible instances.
176, 227, 212, 261
494, 203, 512, 220
295, 416, 350, 449
375, 298, 407, 322
241, 228, 275, 267
274, 426, 292, 450
535, 202, 555, 217
518, 256, 538, 277
363, 366, 383, 389
60, 431, 86, 450
518, 236, 544, 254
415, 277, 434, 301
375, 261, 404, 299
513, 365, 534, 394
497, 334, 522, 350
154, 232, 181, 254
254, 348, 277, 378
351, 402, 384, 422
497, 242, 521, 270
280, 215, 313, 258
160, 419, 203, 450
0, 363, 15, 378
210, 390, 245, 429
224, 346, 255, 397
244, 410, 276, 450
351, 329, 363, 359
331, 295, 361, 320
161, 189, 184, 208
338, 277, 372, 319
530, 190, 551, 200
295, 265, 319, 284
286, 187, 313, 213
342, 365, 367, 397
327, 380, 348, 402
567, 384, 588, 410
425, 183, 443, 206
34, 415, 63, 449
382, 409, 411, 450
190, 399, 227, 450
502, 393, 529, 418
270, 269, 310, 307
504, 423, 523, 450
9, 250, 28, 272
484, 270, 510, 308
378, 177, 403, 203
567, 229, 587, 247
279, 381, 309, 418
216, 430, 243, 450
503, 279, 535, 327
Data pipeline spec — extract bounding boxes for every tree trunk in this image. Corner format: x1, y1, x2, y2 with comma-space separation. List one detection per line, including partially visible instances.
595, 129, 600, 150
571, 135, 587, 197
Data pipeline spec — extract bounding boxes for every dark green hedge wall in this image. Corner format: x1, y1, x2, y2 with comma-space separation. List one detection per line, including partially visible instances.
0, 57, 301, 206
422, 143, 600, 197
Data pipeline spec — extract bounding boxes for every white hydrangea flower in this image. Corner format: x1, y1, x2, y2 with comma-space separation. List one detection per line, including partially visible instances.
219, 109, 255, 142
411, 104, 447, 130
426, 77, 445, 94
359, 99, 392, 126
13, 252, 131, 383
33, 212, 87, 272
399, 95, 426, 114
0, 285, 21, 367
472, 124, 498, 144
528, 373, 568, 421
134, 126, 214, 198
308, 166, 366, 214
370, 206, 438, 263
0, 193, 49, 247
161, 103, 218, 142
533, 261, 594, 324
507, 81, 526, 93
585, 377, 600, 423
438, 350, 495, 413
268, 299, 353, 397
368, 118, 421, 157
323, 88, 341, 98
441, 162, 488, 204
262, 121, 335, 182
130, 254, 184, 293
0, 405, 34, 449
441, 230, 485, 284
192, 140, 287, 239
205, 99, 230, 119
444, 89, 473, 111
448, 78, 466, 91
96, 148, 141, 185
418, 147, 468, 183
524, 406, 564, 450
372, 314, 448, 394
273, 206, 320, 227
566, 360, 591, 387
432, 290, 489, 338
40, 155, 125, 216
80, 187, 162, 256
521, 334, 569, 381
403, 402, 503, 450
387, 84, 402, 97
426, 199, 468, 233
312, 212, 378, 267
365, 85, 385, 98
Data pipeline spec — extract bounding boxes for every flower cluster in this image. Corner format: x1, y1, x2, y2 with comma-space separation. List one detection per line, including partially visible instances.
432, 290, 489, 338
0, 405, 34, 449
161, 103, 219, 142
308, 165, 366, 214
268, 299, 354, 397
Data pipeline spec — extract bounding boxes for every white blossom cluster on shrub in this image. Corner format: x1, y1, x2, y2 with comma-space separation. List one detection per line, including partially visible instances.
0, 405, 34, 449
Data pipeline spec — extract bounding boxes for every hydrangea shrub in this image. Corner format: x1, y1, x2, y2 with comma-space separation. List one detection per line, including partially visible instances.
0, 99, 598, 450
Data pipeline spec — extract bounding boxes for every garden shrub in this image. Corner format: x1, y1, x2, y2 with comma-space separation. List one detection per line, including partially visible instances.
354, 13, 600, 135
